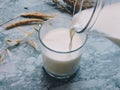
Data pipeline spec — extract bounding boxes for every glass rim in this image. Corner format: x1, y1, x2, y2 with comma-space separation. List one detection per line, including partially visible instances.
38, 23, 88, 54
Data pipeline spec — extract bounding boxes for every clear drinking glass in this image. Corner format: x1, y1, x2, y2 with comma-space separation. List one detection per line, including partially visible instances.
38, 0, 105, 79
38, 17, 87, 79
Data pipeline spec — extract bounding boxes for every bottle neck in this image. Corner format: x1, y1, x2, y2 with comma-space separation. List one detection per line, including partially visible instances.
71, 0, 105, 34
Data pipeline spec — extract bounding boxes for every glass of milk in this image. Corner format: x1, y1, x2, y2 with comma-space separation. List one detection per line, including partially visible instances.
38, 16, 87, 79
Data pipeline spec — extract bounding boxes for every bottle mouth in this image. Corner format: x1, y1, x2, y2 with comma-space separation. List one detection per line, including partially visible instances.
72, 0, 105, 33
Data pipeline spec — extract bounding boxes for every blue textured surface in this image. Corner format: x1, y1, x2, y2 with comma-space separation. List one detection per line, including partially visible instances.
0, 0, 120, 90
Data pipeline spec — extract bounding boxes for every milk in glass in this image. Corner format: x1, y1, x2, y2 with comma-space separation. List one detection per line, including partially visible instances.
42, 28, 84, 77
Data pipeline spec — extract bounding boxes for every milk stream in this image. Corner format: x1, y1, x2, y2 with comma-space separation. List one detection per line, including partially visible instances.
43, 28, 82, 52
69, 29, 76, 51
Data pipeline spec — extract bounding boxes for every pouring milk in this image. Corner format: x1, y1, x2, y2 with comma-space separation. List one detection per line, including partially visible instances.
72, 2, 120, 46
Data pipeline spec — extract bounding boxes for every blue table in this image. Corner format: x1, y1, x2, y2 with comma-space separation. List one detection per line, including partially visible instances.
0, 0, 120, 90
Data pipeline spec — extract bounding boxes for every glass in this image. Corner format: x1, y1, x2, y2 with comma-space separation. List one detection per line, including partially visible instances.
38, 0, 106, 79
38, 17, 87, 79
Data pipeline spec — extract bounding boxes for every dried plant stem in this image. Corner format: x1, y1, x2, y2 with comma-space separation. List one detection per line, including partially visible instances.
34, 27, 39, 32
24, 31, 35, 37
34, 23, 43, 32
5, 19, 43, 30
0, 15, 20, 26
0, 30, 38, 63
0, 12, 53, 26
21, 12, 53, 19
52, 0, 72, 14
6, 38, 25, 47
63, 0, 95, 11
6, 49, 12, 57
0, 39, 23, 64
28, 40, 37, 49
0, 54, 5, 63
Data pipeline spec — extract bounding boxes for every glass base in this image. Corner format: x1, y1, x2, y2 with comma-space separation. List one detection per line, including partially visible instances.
42, 66, 79, 79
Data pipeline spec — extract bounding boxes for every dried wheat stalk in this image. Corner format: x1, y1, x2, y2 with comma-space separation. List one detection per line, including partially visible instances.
0, 12, 53, 26
21, 12, 53, 19
5, 19, 43, 29
6, 49, 12, 57
0, 54, 4, 63
63, 0, 95, 11
52, 0, 72, 14
28, 40, 37, 49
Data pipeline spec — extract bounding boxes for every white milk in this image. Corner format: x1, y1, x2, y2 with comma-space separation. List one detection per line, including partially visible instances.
95, 3, 120, 46
72, 3, 120, 46
42, 28, 83, 76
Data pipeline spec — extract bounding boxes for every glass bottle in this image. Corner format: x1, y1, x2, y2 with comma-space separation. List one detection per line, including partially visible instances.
71, 0, 105, 34
71, 0, 120, 46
